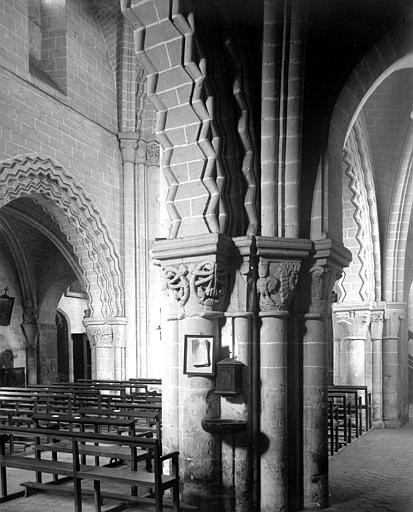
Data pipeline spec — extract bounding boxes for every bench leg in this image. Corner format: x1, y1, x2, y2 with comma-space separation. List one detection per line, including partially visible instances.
172, 482, 180, 512
93, 480, 101, 512
0, 465, 6, 497
74, 475, 82, 512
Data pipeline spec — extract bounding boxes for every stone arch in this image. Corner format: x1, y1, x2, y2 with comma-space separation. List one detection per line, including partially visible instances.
0, 154, 124, 318
322, 22, 413, 241
337, 115, 381, 303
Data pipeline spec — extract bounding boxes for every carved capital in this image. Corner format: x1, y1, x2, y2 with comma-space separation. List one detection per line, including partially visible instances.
22, 298, 38, 324
153, 233, 234, 319
257, 259, 300, 312
192, 259, 229, 311
162, 264, 190, 319
384, 304, 406, 339
370, 308, 385, 340
146, 141, 160, 165
308, 264, 342, 316
118, 133, 139, 163
333, 308, 371, 340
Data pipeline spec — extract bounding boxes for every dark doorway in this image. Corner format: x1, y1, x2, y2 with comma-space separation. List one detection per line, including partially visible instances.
72, 333, 91, 381
56, 311, 69, 382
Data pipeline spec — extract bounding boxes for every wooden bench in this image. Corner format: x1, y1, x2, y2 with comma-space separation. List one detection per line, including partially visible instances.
0, 424, 179, 512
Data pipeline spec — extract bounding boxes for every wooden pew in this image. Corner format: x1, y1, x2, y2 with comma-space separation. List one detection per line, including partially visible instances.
329, 385, 371, 431
0, 424, 179, 512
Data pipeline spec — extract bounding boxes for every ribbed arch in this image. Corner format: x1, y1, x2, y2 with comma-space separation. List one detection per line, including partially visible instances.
0, 154, 124, 318
323, 22, 413, 241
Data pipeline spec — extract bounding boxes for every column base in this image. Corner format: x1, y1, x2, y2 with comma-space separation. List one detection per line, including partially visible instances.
371, 420, 385, 429
383, 418, 404, 428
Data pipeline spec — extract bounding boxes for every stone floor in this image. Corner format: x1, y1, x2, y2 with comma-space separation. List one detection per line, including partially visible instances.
325, 415, 413, 512
2, 419, 413, 512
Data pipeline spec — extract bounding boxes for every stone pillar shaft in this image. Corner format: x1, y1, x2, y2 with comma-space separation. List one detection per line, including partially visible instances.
119, 133, 139, 378
383, 304, 406, 427
260, 311, 288, 511
261, 0, 306, 238
370, 307, 385, 425
256, 236, 311, 512
301, 239, 351, 511
152, 233, 234, 512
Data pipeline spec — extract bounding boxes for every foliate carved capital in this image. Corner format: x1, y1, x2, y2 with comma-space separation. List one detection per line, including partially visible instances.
309, 264, 342, 316
257, 259, 300, 312
333, 308, 371, 340
384, 304, 406, 339
370, 309, 385, 340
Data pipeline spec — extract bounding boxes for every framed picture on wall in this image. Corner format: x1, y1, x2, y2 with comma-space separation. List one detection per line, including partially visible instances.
183, 335, 215, 376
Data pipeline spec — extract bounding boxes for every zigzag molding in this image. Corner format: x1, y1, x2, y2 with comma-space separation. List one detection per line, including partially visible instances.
342, 128, 376, 302
124, 1, 228, 237
0, 154, 124, 318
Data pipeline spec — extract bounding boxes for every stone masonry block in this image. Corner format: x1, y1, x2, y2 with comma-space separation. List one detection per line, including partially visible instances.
159, 88, 179, 108
165, 104, 199, 130
170, 143, 204, 164
146, 43, 170, 72
157, 66, 191, 92
146, 19, 179, 49
174, 179, 207, 201
131, 0, 159, 26
153, 0, 170, 21
164, 126, 187, 145
166, 38, 183, 68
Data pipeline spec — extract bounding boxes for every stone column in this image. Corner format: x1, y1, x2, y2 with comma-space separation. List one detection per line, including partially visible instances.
21, 299, 39, 385
152, 233, 234, 512
84, 318, 127, 380
119, 132, 139, 378
301, 239, 350, 510
261, 0, 307, 238
370, 305, 385, 426
383, 303, 406, 427
256, 236, 311, 512
222, 236, 256, 512
332, 304, 372, 386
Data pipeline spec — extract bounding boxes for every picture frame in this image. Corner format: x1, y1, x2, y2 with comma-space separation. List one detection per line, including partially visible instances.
183, 335, 215, 376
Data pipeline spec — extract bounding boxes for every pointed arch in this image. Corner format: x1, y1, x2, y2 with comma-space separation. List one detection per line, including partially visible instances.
0, 154, 124, 318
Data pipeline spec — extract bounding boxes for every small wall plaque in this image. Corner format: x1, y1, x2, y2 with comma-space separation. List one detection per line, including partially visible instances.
184, 335, 215, 376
